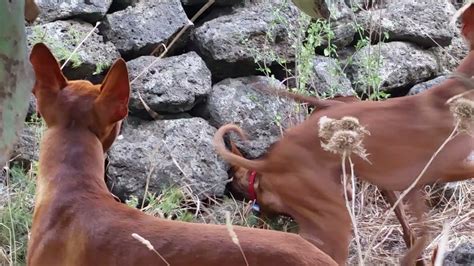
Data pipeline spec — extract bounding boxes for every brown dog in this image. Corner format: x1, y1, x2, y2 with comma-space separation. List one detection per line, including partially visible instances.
214, 5, 474, 265
228, 92, 422, 258
25, 0, 39, 23
27, 43, 337, 266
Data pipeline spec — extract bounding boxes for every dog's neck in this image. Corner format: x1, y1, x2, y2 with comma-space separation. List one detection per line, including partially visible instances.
278, 179, 351, 265
36, 127, 110, 206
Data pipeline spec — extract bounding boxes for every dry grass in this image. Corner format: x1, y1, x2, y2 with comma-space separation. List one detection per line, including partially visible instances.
346, 180, 474, 265
131, 233, 170, 266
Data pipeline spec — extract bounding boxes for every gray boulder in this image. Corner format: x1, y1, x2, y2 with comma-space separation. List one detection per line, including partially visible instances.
127, 52, 212, 115
203, 76, 305, 158
444, 242, 474, 265
101, 0, 191, 59
36, 0, 112, 23
11, 124, 41, 166
109, 0, 139, 12
181, 0, 244, 6
347, 42, 438, 94
26, 20, 120, 80
345, 0, 387, 10
107, 117, 228, 201
431, 33, 469, 74
408, 75, 448, 95
356, 0, 455, 48
26, 95, 37, 120
192, 0, 305, 80
310, 55, 354, 97
322, 1, 356, 49
452, 1, 465, 9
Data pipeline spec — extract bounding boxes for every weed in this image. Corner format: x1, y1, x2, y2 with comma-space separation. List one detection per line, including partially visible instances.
138, 187, 194, 222
30, 27, 83, 69
93, 62, 109, 75
0, 163, 37, 265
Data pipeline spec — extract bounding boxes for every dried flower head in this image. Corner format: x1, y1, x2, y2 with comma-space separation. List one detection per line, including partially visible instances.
449, 98, 474, 135
318, 115, 370, 145
319, 116, 370, 161
322, 130, 368, 159
318, 116, 338, 143
340, 116, 370, 136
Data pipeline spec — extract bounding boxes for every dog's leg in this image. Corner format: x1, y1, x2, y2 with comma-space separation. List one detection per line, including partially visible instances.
406, 189, 430, 266
381, 190, 417, 247
400, 235, 429, 266
381, 190, 426, 266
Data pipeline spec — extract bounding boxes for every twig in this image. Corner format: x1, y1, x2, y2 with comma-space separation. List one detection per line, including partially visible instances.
61, 22, 101, 70
141, 146, 161, 209
349, 156, 357, 220
0, 223, 13, 266
161, 140, 190, 180
391, 123, 459, 215
130, 0, 215, 120
225, 211, 249, 266
342, 152, 363, 265
434, 223, 451, 266
131, 233, 170, 266
130, 43, 168, 85
4, 164, 16, 265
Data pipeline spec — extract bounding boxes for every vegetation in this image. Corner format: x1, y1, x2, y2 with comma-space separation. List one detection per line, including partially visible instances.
0, 164, 36, 265
30, 27, 83, 69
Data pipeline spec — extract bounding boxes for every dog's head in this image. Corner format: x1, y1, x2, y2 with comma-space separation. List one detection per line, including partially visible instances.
29, 43, 130, 152
227, 142, 286, 215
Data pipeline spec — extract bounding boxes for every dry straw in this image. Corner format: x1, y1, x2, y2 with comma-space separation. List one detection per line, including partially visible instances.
61, 21, 101, 70
131, 233, 170, 266
433, 223, 451, 266
225, 211, 249, 266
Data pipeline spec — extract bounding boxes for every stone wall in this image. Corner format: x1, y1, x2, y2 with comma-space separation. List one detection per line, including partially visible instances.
13, 0, 469, 200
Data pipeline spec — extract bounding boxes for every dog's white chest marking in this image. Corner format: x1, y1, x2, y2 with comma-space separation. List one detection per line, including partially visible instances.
465, 150, 474, 163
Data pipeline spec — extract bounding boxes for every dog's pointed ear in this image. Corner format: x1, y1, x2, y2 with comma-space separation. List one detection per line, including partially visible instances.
95, 58, 130, 124
30, 43, 67, 94
460, 4, 474, 46
25, 0, 40, 23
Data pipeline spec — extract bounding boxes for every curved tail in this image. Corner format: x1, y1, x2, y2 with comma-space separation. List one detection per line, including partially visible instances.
213, 124, 267, 172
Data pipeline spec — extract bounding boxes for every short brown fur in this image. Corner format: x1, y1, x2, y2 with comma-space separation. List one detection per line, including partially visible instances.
213, 6, 474, 265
